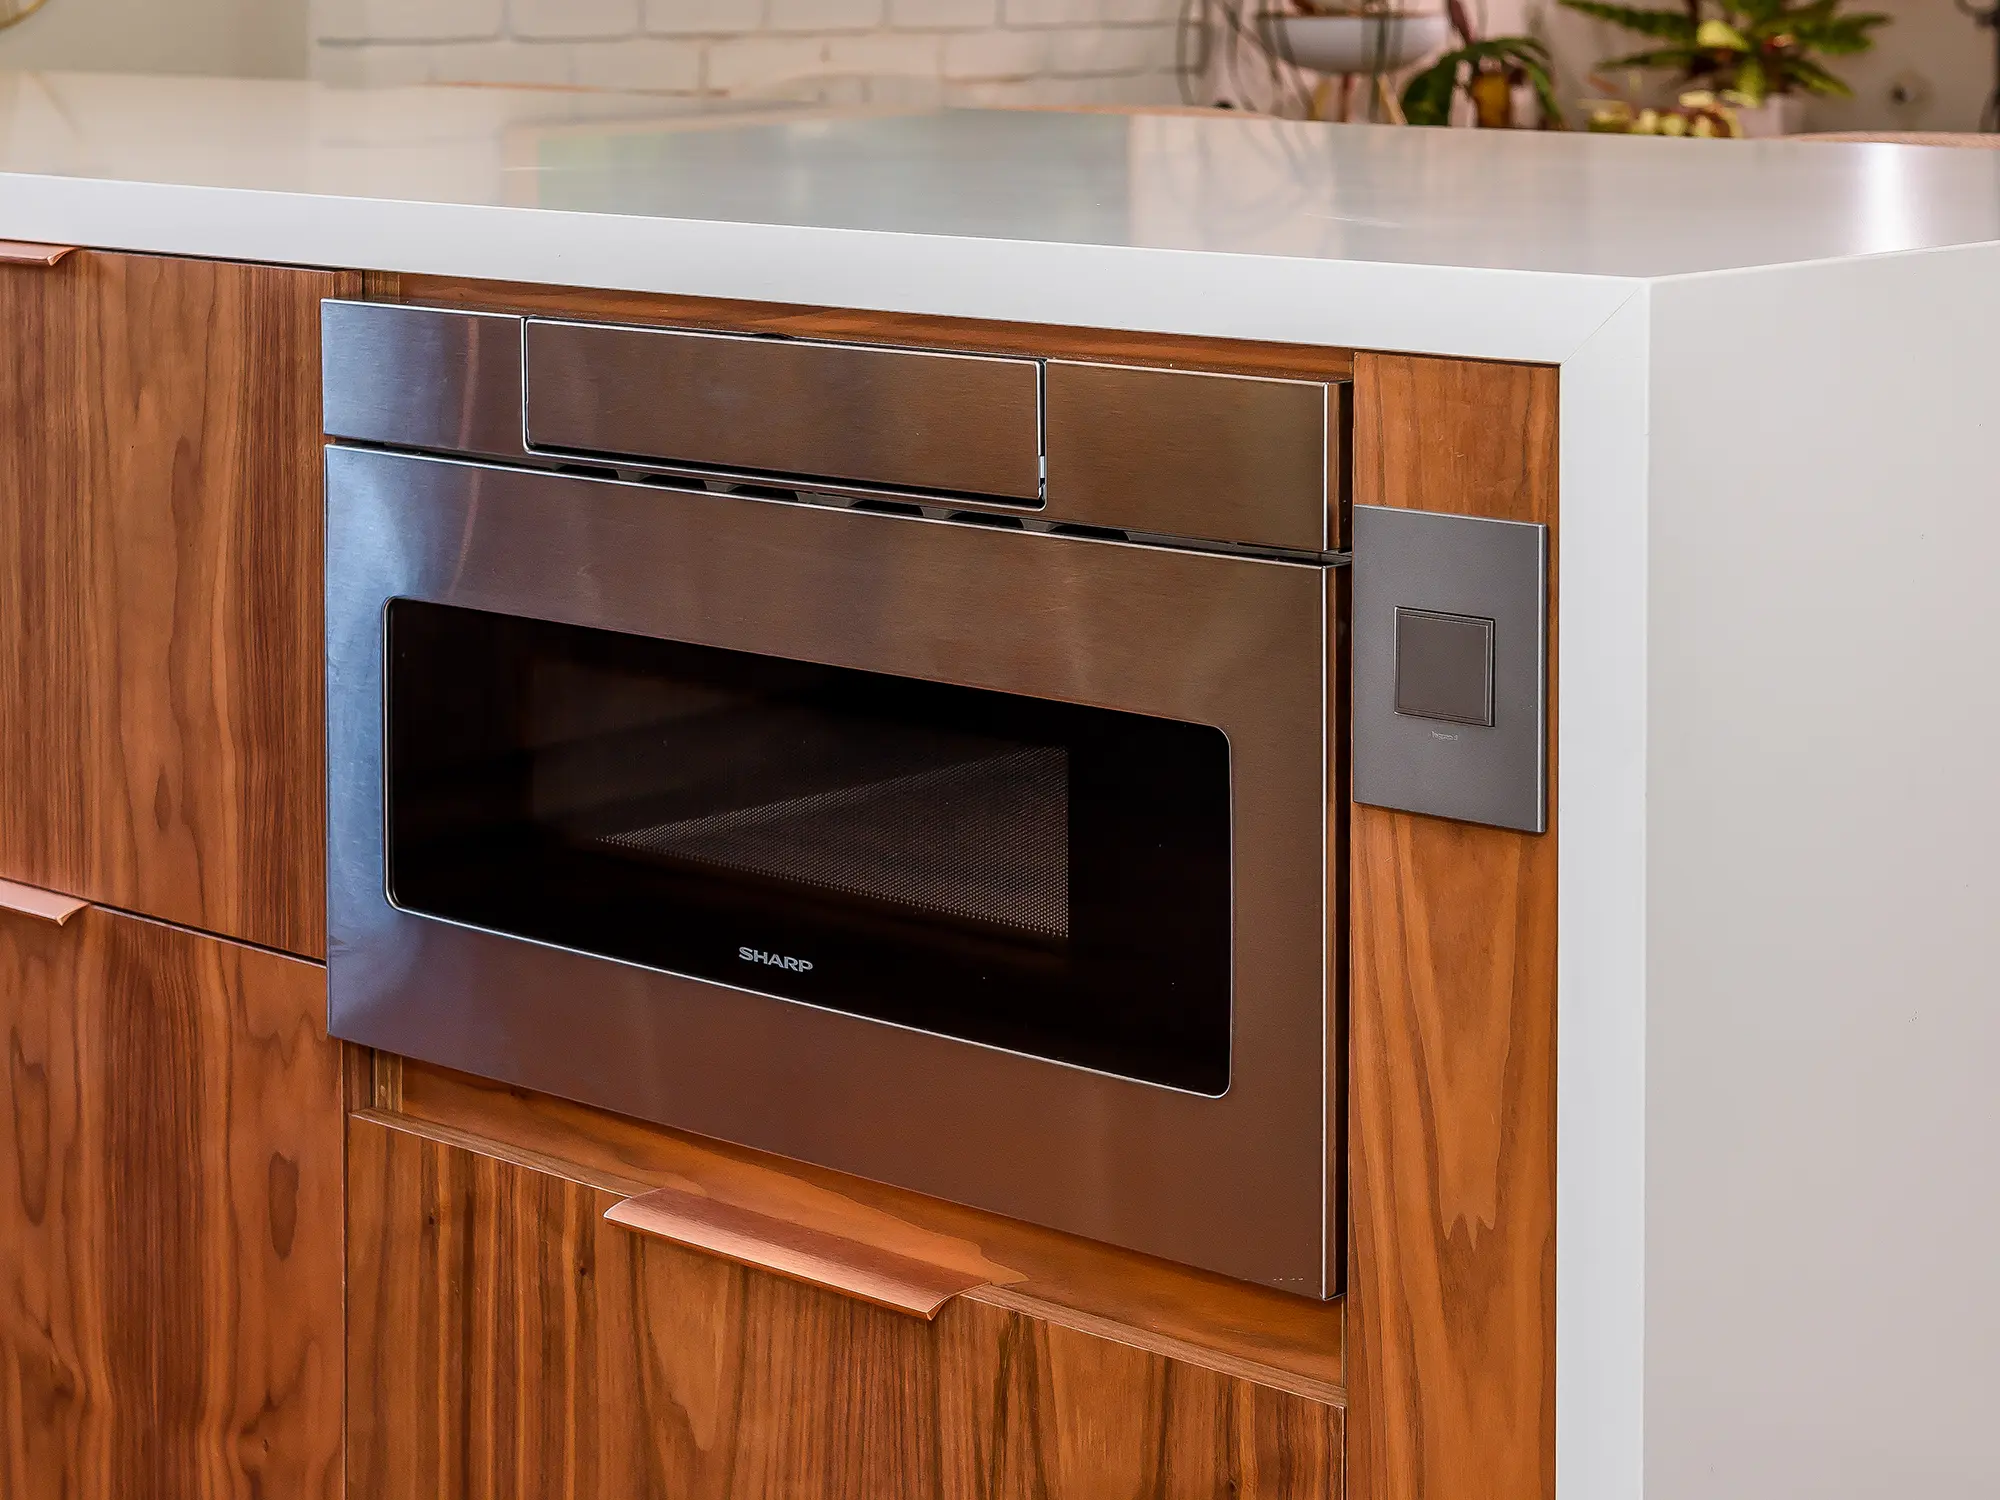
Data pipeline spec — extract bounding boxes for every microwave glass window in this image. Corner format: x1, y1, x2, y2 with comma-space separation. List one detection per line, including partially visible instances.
384, 601, 1232, 1093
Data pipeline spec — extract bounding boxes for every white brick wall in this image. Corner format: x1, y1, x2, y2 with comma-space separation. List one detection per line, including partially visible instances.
309, 0, 1188, 105
512, 0, 641, 41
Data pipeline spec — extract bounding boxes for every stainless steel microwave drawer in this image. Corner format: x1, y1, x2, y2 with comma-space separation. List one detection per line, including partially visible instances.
1043, 361, 1337, 553
322, 300, 531, 462
522, 318, 1043, 502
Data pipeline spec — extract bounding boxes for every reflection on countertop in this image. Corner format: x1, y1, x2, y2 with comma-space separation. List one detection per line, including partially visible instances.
5, 69, 2000, 279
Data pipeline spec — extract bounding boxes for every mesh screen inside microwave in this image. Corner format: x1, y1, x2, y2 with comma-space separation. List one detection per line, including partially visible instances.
599, 744, 1069, 939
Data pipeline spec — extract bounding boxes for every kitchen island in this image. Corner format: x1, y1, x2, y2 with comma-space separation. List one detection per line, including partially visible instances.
2, 68, 1998, 1500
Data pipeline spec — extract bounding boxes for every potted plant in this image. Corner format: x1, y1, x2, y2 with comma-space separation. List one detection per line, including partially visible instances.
1257, 2, 1455, 122
1401, 0, 1566, 126
1559, 0, 1889, 135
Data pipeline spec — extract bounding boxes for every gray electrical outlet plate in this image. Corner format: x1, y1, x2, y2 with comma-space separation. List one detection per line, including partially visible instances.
1352, 504, 1548, 833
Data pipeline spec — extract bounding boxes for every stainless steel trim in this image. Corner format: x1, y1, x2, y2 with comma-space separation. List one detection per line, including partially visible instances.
322, 301, 529, 461
327, 448, 1335, 1296
523, 317, 1044, 502
1044, 360, 1332, 553
1351, 504, 1547, 833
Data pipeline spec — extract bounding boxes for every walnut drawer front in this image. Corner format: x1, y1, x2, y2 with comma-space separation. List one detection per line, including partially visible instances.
0, 250, 349, 959
0, 896, 344, 1500
344, 1113, 1344, 1500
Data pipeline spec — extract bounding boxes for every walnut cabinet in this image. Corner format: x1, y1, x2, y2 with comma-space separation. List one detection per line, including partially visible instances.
0, 249, 1557, 1500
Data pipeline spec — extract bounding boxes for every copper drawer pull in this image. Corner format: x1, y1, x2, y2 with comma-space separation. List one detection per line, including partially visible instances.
0, 877, 89, 925
0, 241, 77, 267
604, 1183, 996, 1319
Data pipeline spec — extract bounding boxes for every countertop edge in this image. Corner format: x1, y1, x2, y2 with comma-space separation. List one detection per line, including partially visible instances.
0, 171, 1639, 365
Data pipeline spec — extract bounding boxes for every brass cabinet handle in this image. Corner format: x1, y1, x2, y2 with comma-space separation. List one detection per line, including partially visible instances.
604, 1183, 996, 1319
0, 241, 76, 266
0, 876, 88, 925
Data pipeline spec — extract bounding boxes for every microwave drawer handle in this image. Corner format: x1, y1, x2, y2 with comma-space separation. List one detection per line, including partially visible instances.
603, 1183, 994, 1319
0, 877, 90, 926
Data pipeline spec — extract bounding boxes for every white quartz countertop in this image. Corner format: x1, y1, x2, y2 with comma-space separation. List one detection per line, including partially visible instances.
4, 69, 1998, 361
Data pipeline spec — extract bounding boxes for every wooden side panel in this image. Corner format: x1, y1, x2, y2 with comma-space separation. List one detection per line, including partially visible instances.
347, 1115, 1344, 1500
1346, 354, 1559, 1500
0, 252, 353, 958
0, 904, 345, 1500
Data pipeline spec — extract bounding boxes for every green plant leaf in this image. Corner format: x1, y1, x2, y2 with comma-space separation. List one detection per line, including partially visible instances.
1460, 35, 1554, 66
1514, 53, 1569, 128
1695, 18, 1751, 50
1785, 54, 1855, 96
1555, 0, 1697, 41
1400, 56, 1463, 126
1798, 14, 1889, 54
1600, 45, 1705, 70
1755, 0, 1890, 49
1769, 0, 1841, 29
1734, 54, 1767, 104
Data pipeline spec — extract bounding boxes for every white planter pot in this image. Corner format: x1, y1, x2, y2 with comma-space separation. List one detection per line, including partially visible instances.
1733, 93, 1807, 138
1258, 12, 1452, 75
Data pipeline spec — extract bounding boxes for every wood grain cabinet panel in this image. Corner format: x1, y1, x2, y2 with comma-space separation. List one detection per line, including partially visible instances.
347, 1114, 1343, 1500
0, 902, 345, 1500
1345, 353, 1559, 1500
0, 251, 354, 958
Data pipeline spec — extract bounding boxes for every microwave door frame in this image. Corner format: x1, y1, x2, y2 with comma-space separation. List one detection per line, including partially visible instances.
325, 446, 1336, 1298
